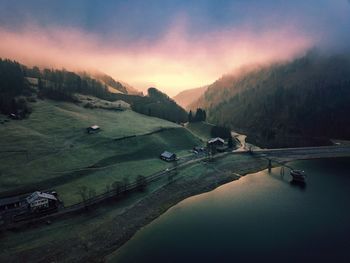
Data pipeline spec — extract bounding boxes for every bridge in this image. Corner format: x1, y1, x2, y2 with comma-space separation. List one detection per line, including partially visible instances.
251, 145, 350, 162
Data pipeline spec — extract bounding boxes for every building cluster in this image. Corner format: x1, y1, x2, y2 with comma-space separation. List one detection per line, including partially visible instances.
0, 191, 60, 224
159, 136, 227, 162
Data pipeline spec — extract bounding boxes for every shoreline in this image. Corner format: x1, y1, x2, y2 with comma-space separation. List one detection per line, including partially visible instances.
1, 155, 268, 262
91, 156, 269, 262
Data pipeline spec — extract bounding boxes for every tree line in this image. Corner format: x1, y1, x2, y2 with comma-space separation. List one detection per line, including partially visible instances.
188, 108, 206, 122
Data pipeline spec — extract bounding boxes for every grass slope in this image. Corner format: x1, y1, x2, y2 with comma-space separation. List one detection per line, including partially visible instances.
186, 122, 215, 141
0, 100, 200, 204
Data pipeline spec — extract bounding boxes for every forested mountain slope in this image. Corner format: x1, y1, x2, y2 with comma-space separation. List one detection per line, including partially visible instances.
191, 52, 350, 147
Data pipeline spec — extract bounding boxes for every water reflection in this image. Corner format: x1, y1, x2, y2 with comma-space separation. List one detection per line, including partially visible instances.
268, 166, 307, 191
110, 158, 350, 263
289, 180, 307, 190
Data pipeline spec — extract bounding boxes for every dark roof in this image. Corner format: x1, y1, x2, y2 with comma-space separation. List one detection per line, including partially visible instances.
161, 151, 175, 158
208, 137, 225, 144
0, 196, 23, 206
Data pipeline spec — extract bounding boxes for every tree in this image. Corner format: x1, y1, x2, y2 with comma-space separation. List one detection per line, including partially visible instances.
38, 77, 43, 90
228, 135, 234, 148
88, 188, 96, 199
123, 176, 130, 192
188, 110, 193, 122
211, 125, 231, 139
77, 186, 88, 206
136, 175, 147, 191
193, 108, 206, 122
112, 181, 123, 196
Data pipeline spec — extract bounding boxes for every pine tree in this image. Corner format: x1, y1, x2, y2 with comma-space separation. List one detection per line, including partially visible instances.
228, 136, 234, 148
188, 110, 193, 122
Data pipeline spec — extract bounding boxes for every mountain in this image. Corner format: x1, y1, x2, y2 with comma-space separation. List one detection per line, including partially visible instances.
191, 51, 350, 148
173, 85, 208, 109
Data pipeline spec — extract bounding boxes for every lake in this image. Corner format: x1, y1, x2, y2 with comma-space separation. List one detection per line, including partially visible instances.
109, 158, 350, 263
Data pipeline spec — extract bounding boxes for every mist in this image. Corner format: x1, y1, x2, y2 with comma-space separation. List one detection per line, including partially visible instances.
0, 0, 349, 96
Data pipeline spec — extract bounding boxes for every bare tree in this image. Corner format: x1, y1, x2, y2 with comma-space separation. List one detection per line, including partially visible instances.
112, 181, 123, 196
105, 183, 111, 193
122, 176, 130, 192
77, 186, 88, 206
136, 175, 147, 192
88, 188, 96, 199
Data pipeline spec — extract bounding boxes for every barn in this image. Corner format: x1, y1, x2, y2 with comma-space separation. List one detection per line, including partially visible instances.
160, 151, 177, 162
86, 125, 100, 134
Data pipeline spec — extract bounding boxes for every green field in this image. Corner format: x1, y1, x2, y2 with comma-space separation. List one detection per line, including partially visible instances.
186, 121, 215, 141
0, 99, 201, 204
0, 152, 264, 262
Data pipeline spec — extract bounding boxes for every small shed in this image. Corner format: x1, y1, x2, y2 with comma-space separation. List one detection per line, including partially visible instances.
160, 151, 177, 162
26, 191, 58, 211
86, 125, 100, 134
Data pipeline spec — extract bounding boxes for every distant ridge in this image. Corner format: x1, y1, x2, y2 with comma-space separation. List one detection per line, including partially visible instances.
173, 86, 208, 110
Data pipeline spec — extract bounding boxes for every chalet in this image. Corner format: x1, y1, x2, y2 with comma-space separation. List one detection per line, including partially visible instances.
86, 125, 100, 134
207, 137, 225, 146
160, 151, 177, 162
26, 191, 58, 211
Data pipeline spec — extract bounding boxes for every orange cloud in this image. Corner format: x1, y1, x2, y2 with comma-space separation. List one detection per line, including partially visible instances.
0, 21, 314, 96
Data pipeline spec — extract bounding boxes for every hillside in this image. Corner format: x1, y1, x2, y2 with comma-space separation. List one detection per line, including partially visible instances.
0, 99, 200, 205
91, 72, 141, 95
191, 52, 350, 147
0, 59, 187, 123
173, 85, 208, 109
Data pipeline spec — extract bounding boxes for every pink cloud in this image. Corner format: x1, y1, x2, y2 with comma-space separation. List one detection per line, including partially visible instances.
0, 21, 314, 96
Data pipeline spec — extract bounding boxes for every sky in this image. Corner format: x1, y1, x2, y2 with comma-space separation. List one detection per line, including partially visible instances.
0, 0, 349, 96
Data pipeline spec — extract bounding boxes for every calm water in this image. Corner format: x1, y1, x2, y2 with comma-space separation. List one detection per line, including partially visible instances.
110, 158, 350, 263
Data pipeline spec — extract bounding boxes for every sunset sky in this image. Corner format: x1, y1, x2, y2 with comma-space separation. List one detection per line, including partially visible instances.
0, 0, 349, 95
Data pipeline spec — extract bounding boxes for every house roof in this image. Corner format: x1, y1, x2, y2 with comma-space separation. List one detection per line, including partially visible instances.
0, 196, 23, 207
208, 137, 225, 144
26, 191, 57, 203
161, 151, 175, 158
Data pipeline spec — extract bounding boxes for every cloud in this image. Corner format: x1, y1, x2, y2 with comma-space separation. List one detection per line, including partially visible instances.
0, 19, 314, 96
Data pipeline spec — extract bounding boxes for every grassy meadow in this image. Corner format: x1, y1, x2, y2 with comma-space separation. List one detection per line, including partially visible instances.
186, 121, 214, 141
0, 99, 201, 205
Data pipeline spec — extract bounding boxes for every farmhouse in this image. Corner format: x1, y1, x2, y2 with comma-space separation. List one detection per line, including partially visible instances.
26, 191, 58, 211
207, 137, 225, 153
208, 137, 225, 146
86, 125, 100, 134
160, 151, 177, 162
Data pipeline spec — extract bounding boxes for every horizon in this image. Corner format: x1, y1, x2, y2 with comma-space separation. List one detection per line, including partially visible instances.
0, 0, 350, 96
